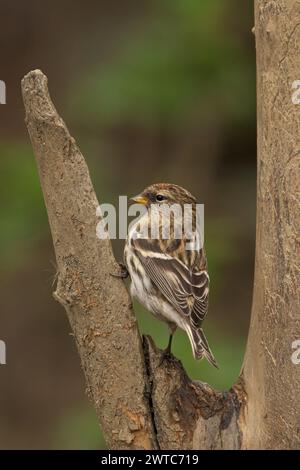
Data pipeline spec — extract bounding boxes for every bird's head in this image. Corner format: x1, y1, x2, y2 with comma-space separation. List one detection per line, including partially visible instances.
131, 183, 197, 208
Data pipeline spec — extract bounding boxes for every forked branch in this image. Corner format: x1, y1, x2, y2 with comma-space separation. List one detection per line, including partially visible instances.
22, 69, 243, 449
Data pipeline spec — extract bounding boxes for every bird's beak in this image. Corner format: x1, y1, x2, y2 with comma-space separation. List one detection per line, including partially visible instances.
130, 194, 148, 205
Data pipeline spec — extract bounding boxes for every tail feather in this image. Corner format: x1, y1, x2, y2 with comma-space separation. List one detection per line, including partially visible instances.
186, 325, 219, 368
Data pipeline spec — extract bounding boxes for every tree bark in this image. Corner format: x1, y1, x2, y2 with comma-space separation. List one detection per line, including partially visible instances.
241, 0, 300, 449
21, 71, 157, 450
21, 0, 300, 448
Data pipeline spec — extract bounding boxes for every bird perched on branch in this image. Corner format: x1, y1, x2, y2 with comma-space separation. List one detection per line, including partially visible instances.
119, 183, 218, 368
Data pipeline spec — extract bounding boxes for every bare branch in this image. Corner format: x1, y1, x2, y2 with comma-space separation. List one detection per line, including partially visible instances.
21, 69, 157, 450
21, 69, 244, 451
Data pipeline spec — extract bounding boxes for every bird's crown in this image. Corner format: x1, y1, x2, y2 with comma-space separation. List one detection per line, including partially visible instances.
132, 183, 197, 206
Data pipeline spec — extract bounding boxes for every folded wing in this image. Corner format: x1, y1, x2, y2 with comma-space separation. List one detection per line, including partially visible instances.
132, 237, 209, 328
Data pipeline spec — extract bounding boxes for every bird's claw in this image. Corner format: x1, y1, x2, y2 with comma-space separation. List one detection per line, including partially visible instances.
158, 347, 173, 367
110, 262, 129, 279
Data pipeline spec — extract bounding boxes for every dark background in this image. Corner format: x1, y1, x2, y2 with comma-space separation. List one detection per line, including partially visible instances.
0, 0, 256, 449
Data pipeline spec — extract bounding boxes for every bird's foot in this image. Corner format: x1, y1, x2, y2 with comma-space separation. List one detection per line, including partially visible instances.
158, 349, 173, 368
158, 342, 173, 367
110, 262, 129, 279
157, 332, 175, 366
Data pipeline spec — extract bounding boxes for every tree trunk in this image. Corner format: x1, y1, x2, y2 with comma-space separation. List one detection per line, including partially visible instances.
241, 0, 300, 449
21, 71, 157, 450
21, 1, 300, 449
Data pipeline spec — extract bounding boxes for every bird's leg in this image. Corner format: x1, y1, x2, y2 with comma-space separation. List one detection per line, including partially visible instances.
159, 324, 177, 366
165, 332, 174, 355
166, 323, 177, 354
110, 262, 129, 279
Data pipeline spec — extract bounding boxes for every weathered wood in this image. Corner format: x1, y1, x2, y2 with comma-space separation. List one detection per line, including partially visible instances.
242, 0, 300, 449
22, 70, 157, 450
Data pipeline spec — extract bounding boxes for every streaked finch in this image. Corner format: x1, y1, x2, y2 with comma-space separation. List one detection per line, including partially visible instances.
121, 183, 218, 368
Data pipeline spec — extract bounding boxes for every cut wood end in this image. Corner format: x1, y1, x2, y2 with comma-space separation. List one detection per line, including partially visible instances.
21, 69, 49, 100
21, 69, 57, 121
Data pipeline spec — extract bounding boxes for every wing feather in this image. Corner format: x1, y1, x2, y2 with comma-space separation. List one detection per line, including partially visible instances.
132, 237, 209, 326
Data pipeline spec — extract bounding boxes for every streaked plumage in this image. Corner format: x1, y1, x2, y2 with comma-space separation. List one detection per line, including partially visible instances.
124, 183, 218, 368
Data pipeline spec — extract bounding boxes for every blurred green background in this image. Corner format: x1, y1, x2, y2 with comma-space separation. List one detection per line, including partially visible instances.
0, 0, 255, 449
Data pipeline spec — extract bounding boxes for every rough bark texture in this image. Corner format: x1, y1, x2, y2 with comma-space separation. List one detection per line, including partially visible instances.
242, 0, 300, 449
21, 70, 157, 450
144, 337, 242, 450
22, 0, 300, 446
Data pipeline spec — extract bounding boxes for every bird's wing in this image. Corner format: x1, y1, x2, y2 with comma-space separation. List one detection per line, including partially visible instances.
132, 237, 209, 326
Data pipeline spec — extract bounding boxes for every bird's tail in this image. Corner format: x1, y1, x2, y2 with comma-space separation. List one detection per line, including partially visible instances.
186, 325, 219, 368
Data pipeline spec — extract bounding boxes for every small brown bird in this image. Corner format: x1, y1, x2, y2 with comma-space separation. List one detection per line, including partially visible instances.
122, 183, 218, 368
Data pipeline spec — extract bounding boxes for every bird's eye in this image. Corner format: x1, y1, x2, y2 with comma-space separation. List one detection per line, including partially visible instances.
156, 194, 165, 202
